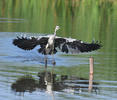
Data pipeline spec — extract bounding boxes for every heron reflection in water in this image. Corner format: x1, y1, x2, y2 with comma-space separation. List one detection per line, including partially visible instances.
11, 66, 99, 96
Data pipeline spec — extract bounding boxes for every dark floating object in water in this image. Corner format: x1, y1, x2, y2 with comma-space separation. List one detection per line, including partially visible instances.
13, 26, 102, 55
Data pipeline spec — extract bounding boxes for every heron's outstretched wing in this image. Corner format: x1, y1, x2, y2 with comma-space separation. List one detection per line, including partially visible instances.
13, 36, 48, 50
66, 41, 101, 53
13, 35, 101, 54
54, 38, 102, 54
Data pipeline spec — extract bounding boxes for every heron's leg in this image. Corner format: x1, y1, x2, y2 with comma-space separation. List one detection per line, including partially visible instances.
44, 55, 48, 68
52, 46, 56, 65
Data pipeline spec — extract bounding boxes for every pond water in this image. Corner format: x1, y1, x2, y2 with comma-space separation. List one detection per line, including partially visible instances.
0, 0, 117, 100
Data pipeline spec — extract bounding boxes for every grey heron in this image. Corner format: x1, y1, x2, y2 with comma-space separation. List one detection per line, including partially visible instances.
13, 26, 102, 56
45, 26, 60, 55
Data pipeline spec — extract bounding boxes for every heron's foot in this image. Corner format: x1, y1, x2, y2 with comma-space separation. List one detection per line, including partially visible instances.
52, 60, 56, 65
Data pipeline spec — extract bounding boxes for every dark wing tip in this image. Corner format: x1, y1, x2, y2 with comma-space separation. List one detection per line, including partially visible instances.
13, 36, 38, 50
79, 41, 102, 52
90, 41, 102, 51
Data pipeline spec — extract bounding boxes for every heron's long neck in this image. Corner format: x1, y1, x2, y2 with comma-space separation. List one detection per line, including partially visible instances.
54, 29, 57, 36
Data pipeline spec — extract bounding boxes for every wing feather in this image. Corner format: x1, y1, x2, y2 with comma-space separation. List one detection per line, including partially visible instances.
13, 36, 48, 50
54, 38, 101, 54
65, 40, 101, 53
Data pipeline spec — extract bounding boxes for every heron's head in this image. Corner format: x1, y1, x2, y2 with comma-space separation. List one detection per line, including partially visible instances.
55, 26, 60, 31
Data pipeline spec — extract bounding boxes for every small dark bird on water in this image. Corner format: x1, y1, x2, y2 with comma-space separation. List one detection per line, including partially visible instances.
13, 26, 102, 55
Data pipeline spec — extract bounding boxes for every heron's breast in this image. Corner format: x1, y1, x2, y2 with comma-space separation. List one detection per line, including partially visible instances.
48, 37, 54, 45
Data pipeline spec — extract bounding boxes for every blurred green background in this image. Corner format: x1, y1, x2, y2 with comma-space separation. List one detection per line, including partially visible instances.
0, 0, 116, 41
